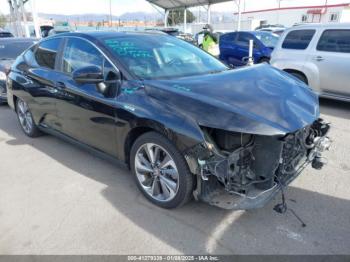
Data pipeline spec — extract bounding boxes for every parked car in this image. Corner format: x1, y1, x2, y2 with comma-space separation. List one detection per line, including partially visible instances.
271, 23, 350, 102
7, 32, 330, 209
0, 37, 37, 103
219, 31, 279, 66
255, 24, 285, 30
146, 28, 196, 44
0, 29, 14, 38
256, 27, 285, 36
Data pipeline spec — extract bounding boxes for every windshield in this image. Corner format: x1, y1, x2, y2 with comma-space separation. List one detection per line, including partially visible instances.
0, 41, 34, 59
103, 35, 228, 80
253, 32, 279, 48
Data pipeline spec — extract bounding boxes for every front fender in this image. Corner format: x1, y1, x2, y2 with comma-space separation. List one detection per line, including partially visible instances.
115, 91, 206, 162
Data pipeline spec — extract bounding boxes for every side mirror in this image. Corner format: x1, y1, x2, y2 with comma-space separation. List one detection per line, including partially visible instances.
72, 66, 103, 84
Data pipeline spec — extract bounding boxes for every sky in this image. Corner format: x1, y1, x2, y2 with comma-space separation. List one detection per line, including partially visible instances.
0, 0, 348, 15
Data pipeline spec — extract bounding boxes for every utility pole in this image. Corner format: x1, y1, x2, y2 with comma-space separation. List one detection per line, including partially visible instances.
164, 10, 168, 28
184, 8, 187, 33
207, 4, 211, 24
237, 0, 242, 31
109, 0, 112, 27
276, 0, 283, 24
31, 0, 41, 38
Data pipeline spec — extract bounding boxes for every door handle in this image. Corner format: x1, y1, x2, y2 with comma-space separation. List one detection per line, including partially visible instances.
314, 56, 324, 62
55, 81, 66, 90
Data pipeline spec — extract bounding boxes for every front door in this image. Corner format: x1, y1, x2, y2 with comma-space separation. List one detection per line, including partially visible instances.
55, 37, 120, 156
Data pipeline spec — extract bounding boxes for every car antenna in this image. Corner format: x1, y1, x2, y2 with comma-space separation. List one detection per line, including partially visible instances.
273, 177, 307, 227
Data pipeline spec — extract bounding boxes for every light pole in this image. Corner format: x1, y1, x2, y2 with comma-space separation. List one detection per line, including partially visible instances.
233, 0, 242, 31
109, 0, 112, 27
276, 0, 285, 25
31, 0, 41, 38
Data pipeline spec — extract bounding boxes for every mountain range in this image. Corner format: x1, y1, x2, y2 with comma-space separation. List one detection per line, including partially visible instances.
38, 11, 234, 23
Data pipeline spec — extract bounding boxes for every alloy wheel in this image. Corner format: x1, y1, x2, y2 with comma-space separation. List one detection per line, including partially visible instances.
135, 143, 179, 202
17, 99, 33, 134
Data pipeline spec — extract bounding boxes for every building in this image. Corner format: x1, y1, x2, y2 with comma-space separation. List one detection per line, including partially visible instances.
234, 2, 350, 28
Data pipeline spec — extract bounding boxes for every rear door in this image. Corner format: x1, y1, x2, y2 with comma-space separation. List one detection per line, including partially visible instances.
219, 32, 237, 65
21, 38, 63, 131
234, 33, 261, 65
54, 37, 120, 156
234, 33, 250, 66
276, 29, 316, 68
311, 29, 350, 97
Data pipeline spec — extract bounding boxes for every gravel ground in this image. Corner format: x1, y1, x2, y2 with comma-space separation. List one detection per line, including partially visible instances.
0, 98, 349, 255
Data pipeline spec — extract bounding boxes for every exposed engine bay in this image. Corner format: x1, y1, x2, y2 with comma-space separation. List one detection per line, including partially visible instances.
185, 118, 331, 210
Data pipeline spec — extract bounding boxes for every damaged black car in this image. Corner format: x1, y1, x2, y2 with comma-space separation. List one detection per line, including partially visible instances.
7, 32, 331, 209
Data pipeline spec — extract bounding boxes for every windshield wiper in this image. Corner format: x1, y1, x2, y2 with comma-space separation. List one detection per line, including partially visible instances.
0, 58, 13, 61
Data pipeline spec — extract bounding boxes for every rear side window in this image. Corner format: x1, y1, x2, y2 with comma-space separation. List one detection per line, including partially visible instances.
62, 38, 103, 74
317, 29, 350, 53
221, 33, 236, 42
34, 38, 61, 69
282, 30, 315, 50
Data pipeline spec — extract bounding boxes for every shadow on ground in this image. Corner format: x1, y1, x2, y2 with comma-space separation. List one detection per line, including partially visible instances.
0, 105, 349, 254
320, 98, 350, 120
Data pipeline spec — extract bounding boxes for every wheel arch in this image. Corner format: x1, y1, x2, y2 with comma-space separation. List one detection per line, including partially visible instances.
283, 69, 309, 85
258, 56, 270, 63
123, 118, 205, 169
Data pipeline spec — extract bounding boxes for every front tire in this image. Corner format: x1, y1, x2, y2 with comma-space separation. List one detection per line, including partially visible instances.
130, 132, 194, 209
16, 98, 41, 137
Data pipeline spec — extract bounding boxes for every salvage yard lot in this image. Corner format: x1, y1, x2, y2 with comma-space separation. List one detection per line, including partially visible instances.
0, 99, 349, 255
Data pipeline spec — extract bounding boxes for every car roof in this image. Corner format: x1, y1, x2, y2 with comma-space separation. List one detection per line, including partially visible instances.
0, 37, 37, 43
53, 30, 168, 40
290, 22, 350, 30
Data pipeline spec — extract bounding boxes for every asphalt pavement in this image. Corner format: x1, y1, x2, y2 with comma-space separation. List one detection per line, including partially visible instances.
0, 98, 349, 254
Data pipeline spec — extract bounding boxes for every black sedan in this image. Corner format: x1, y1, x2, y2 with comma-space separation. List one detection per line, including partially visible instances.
7, 31, 330, 209
0, 37, 37, 103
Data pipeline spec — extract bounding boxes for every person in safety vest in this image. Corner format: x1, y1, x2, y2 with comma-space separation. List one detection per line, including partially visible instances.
201, 24, 218, 56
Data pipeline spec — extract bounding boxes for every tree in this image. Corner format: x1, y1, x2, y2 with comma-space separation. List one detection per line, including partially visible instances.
7, 0, 30, 36
0, 14, 6, 28
167, 9, 196, 26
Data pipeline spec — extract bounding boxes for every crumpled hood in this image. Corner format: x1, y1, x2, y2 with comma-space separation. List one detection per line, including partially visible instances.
143, 64, 319, 136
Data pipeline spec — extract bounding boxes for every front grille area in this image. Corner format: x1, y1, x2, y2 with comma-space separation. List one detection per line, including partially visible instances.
198, 119, 330, 197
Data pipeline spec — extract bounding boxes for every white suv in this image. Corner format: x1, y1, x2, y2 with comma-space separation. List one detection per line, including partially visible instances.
271, 23, 350, 102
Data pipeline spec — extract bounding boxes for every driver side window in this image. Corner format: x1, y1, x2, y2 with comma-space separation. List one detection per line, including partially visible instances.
63, 38, 103, 74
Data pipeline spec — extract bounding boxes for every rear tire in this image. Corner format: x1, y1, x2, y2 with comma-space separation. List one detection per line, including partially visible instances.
16, 98, 42, 137
130, 132, 194, 209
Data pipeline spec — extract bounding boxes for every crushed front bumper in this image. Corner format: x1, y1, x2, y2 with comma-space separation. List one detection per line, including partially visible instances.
189, 119, 331, 210
196, 169, 301, 210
